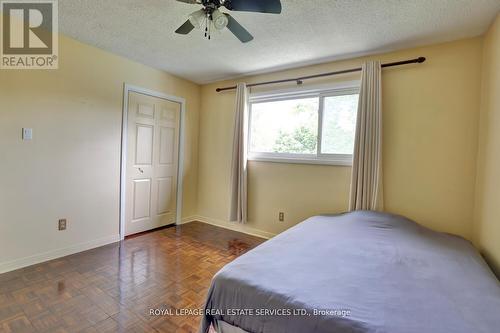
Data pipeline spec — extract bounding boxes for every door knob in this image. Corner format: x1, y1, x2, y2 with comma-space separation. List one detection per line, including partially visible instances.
138, 167, 144, 173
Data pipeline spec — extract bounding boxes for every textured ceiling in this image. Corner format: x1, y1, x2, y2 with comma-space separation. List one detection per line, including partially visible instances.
59, 0, 500, 84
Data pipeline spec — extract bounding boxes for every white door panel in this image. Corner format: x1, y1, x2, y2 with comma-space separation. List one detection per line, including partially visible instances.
137, 103, 155, 118
132, 179, 151, 220
157, 177, 173, 215
135, 124, 154, 165
159, 126, 175, 165
125, 92, 180, 236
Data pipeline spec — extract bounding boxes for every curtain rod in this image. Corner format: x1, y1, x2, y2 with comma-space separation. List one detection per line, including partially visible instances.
215, 57, 426, 92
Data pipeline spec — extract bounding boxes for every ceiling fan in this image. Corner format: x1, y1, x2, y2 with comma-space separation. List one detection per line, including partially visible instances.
174, 0, 282, 43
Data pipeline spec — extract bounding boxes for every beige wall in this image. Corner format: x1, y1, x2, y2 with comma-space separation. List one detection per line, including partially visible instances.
0, 35, 200, 272
474, 14, 500, 275
198, 38, 483, 239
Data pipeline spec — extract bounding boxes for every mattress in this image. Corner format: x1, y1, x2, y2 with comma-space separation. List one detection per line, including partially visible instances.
200, 211, 500, 333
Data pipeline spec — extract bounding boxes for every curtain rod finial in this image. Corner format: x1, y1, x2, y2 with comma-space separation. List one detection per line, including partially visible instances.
417, 57, 426, 63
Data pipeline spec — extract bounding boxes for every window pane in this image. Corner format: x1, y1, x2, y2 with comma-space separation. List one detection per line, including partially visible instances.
250, 98, 318, 154
321, 94, 358, 154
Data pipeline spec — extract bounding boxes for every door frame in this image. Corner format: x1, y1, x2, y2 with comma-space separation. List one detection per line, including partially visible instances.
120, 83, 186, 240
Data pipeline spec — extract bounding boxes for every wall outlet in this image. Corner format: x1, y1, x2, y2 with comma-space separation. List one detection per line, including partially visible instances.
278, 212, 285, 222
58, 219, 67, 231
22, 128, 33, 140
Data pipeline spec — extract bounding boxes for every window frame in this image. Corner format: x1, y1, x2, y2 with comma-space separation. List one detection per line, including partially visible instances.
247, 83, 360, 166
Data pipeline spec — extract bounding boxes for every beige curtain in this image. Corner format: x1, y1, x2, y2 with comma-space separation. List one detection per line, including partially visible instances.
349, 61, 384, 211
229, 83, 248, 223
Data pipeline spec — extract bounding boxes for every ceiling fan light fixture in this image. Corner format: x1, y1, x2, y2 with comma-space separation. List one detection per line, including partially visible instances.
188, 9, 205, 29
174, 0, 281, 42
212, 9, 228, 30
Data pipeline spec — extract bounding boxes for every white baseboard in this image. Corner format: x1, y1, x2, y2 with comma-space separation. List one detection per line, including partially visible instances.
179, 215, 199, 225
0, 234, 121, 274
180, 215, 276, 240
0, 216, 274, 274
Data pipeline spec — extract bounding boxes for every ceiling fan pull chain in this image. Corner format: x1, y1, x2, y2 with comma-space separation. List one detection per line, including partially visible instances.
204, 14, 208, 37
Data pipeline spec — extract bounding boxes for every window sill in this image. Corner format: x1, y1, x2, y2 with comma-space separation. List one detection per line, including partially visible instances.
247, 155, 352, 166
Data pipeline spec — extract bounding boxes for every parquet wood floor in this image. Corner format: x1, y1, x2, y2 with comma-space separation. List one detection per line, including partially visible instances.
0, 222, 265, 333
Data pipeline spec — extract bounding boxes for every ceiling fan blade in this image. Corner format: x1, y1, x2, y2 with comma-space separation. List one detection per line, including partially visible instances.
175, 0, 198, 4
225, 14, 254, 43
224, 0, 281, 14
175, 20, 195, 35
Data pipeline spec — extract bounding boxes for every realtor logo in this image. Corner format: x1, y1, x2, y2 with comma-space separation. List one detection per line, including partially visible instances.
1, 0, 58, 69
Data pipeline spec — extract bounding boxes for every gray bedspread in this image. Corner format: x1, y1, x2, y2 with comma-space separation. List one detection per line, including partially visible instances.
200, 211, 500, 333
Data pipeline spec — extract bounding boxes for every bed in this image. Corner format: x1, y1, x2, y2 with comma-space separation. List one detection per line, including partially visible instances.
199, 211, 500, 333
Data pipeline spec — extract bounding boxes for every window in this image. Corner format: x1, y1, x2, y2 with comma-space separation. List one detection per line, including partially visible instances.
248, 86, 359, 165
249, 97, 319, 155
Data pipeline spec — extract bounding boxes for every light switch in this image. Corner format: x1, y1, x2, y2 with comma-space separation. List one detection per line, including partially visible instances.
22, 128, 33, 140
